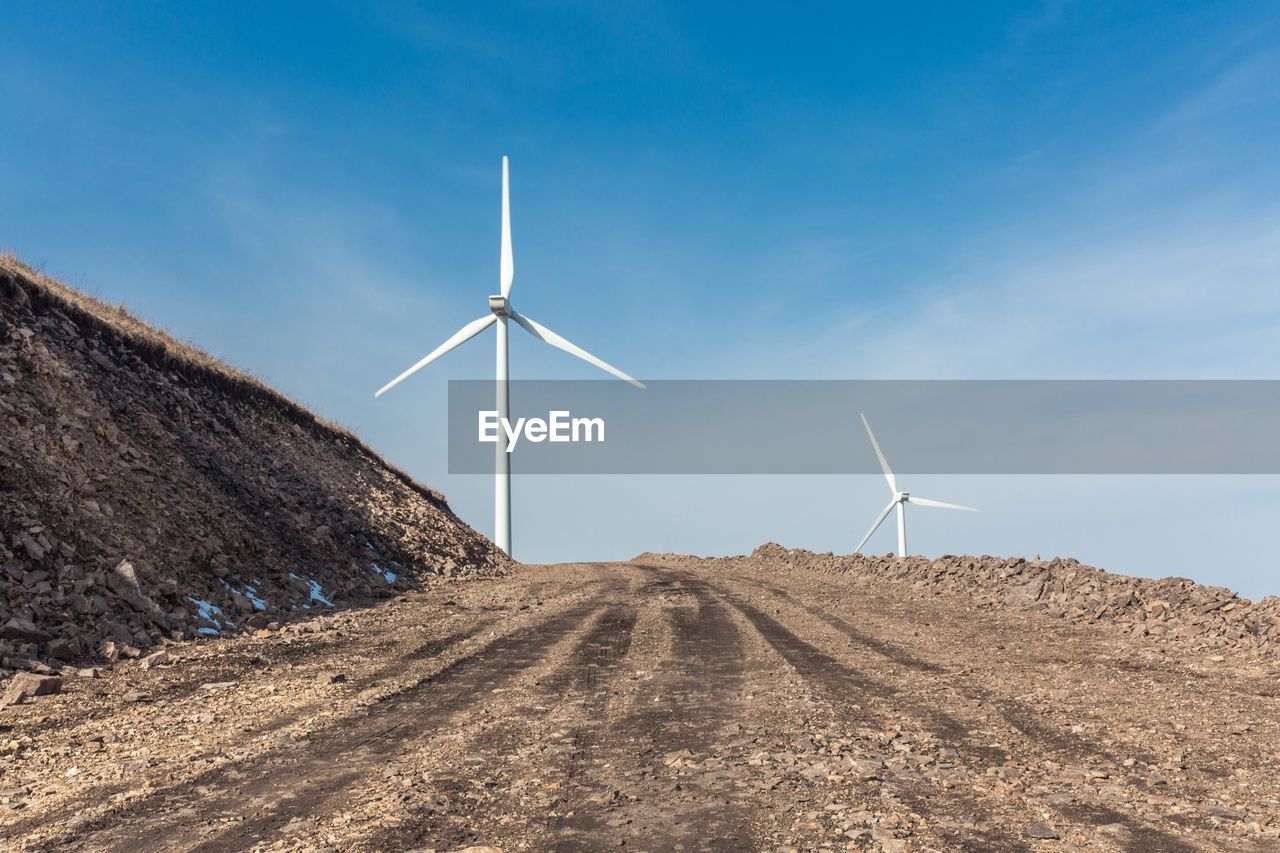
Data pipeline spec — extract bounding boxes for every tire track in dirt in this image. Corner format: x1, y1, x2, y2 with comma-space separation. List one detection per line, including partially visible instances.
749, 579, 1162, 766
550, 569, 754, 851
10, 621, 495, 845
186, 601, 616, 853
362, 601, 640, 851
20, 580, 609, 744
12, 626, 405, 742
724, 580, 1200, 853
738, 578, 1205, 852
747, 579, 1140, 759
730, 592, 1006, 763
6, 617, 499, 845
242, 620, 501, 742
724, 593, 1030, 852
547, 606, 639, 793
40, 591, 615, 852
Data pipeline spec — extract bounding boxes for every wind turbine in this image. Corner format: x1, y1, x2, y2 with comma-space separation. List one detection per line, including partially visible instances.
855, 413, 977, 558
374, 157, 643, 557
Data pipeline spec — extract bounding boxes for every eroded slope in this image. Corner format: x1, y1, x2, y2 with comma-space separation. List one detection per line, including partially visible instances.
0, 257, 507, 667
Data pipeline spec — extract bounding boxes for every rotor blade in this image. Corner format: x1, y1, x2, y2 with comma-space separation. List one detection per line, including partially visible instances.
500, 156, 514, 297
374, 314, 496, 398
860, 413, 897, 494
509, 310, 644, 388
906, 495, 979, 512
856, 499, 899, 553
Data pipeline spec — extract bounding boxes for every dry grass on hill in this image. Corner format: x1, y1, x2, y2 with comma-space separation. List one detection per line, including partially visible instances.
1, 255, 508, 670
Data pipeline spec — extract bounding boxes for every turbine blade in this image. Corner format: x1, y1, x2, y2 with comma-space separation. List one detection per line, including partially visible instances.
509, 310, 644, 388
500, 156, 514, 297
860, 413, 897, 494
856, 499, 898, 553
906, 495, 979, 512
374, 314, 496, 398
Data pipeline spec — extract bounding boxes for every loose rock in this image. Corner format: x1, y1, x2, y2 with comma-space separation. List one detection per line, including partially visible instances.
1024, 822, 1060, 839
1, 672, 62, 706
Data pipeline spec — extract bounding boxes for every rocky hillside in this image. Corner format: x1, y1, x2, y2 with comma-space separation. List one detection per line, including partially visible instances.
0, 256, 508, 668
640, 543, 1280, 659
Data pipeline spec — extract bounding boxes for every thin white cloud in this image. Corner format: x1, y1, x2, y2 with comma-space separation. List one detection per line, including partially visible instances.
1157, 45, 1280, 130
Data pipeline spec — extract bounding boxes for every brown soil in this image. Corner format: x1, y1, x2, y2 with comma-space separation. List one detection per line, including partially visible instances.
0, 257, 508, 668
3, 559, 1278, 851
646, 544, 1280, 663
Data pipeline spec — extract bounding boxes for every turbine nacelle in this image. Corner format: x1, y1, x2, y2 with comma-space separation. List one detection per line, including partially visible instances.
488, 295, 513, 317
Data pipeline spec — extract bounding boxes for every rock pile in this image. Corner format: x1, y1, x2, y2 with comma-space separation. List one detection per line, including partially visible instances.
1, 257, 509, 668
638, 543, 1280, 658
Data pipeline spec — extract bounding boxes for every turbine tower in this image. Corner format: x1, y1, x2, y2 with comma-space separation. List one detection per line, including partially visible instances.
855, 413, 977, 558
375, 157, 643, 557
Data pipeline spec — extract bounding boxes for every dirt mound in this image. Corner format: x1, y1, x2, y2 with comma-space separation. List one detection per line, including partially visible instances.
0, 256, 508, 667
637, 544, 1280, 658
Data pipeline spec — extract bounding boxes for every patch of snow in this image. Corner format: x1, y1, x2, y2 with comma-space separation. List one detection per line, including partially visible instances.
370, 562, 397, 584
289, 572, 333, 606
220, 579, 268, 611
188, 596, 234, 635
243, 585, 267, 610
188, 597, 223, 622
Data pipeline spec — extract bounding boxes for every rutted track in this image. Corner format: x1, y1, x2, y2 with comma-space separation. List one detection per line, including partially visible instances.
5, 561, 1276, 851
553, 571, 754, 850
361, 602, 642, 851
34, 582, 619, 852
732, 576, 1204, 852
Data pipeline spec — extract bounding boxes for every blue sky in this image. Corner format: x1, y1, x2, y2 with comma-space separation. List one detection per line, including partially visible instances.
3, 2, 1280, 596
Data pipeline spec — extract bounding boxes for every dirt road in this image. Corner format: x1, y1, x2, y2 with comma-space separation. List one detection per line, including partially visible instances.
3, 561, 1278, 851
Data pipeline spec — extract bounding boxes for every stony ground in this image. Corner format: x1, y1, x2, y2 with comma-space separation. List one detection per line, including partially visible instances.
2, 559, 1278, 852
2, 256, 506, 669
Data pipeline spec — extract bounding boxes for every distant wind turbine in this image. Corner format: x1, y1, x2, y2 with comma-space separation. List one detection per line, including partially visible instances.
855, 413, 978, 558
374, 156, 644, 557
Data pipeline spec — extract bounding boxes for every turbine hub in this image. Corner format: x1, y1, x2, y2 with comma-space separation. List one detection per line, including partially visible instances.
898, 492, 909, 501
488, 295, 512, 317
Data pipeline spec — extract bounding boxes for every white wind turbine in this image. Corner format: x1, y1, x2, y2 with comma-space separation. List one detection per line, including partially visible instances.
855, 413, 978, 558
374, 156, 643, 557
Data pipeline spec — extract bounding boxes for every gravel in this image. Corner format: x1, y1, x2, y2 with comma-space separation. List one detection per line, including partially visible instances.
0, 258, 509, 669
640, 542, 1280, 660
